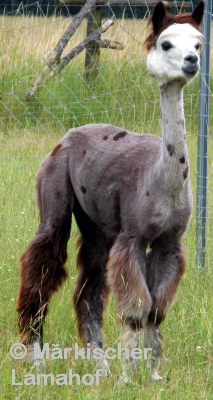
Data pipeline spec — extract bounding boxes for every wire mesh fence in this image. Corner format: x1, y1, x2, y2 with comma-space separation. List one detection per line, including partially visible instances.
0, 0, 212, 270
1, 2, 213, 398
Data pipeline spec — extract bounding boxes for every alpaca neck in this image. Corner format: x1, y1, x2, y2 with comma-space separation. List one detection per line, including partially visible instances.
160, 81, 189, 193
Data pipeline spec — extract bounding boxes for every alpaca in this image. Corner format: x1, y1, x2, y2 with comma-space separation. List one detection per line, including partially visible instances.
17, 1, 205, 381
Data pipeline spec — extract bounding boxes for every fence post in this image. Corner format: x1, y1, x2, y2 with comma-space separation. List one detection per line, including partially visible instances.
196, 0, 212, 268
85, 7, 102, 82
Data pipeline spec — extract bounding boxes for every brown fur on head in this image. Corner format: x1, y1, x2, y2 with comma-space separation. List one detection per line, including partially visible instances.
145, 1, 205, 51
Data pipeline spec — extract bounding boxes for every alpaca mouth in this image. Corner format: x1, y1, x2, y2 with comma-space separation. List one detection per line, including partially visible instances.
182, 64, 199, 76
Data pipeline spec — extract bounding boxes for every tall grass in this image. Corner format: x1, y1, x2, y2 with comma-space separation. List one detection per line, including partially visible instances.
0, 13, 213, 400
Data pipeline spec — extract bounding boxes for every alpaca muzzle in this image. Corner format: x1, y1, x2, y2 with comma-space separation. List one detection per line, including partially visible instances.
182, 52, 199, 75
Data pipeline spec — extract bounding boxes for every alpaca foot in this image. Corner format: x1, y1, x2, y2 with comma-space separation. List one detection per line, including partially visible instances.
89, 342, 110, 376
117, 362, 134, 385
118, 374, 129, 385
95, 357, 110, 376
28, 335, 45, 367
149, 371, 163, 382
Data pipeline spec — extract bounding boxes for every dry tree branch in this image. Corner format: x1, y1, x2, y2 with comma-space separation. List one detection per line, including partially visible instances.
50, 0, 97, 64
93, 39, 124, 49
26, 18, 116, 100
26, 0, 98, 100
53, 18, 116, 72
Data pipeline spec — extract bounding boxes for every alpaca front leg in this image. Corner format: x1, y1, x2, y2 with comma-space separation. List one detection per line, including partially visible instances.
107, 234, 152, 382
88, 342, 110, 376
144, 324, 163, 381
118, 322, 144, 384
120, 321, 162, 383
107, 234, 152, 327
145, 239, 186, 381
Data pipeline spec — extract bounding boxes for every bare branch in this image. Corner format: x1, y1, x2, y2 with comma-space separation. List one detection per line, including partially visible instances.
93, 39, 124, 49
51, 19, 116, 72
50, 0, 97, 64
26, 18, 117, 100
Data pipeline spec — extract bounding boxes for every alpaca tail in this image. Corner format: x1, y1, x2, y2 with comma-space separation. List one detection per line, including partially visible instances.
17, 146, 73, 344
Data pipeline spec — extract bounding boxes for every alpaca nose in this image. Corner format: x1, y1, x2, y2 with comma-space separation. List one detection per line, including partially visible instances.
182, 52, 199, 76
184, 53, 198, 64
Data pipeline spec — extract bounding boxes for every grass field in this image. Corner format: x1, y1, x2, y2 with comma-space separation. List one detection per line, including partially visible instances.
0, 13, 213, 400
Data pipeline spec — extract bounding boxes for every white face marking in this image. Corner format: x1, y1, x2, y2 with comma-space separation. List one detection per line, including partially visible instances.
147, 24, 204, 85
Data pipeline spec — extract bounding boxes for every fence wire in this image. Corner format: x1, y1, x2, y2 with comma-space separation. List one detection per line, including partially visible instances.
0, 1, 212, 271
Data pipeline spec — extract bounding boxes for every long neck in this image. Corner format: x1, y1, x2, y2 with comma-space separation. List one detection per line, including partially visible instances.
160, 81, 189, 193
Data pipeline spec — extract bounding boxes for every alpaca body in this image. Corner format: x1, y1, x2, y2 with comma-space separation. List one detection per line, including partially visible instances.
17, 1, 204, 381
41, 122, 192, 243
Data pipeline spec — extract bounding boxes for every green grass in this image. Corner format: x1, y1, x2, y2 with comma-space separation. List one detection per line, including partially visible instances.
0, 14, 213, 400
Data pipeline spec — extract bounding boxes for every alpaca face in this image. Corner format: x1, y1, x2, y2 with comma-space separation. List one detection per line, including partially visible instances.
147, 23, 204, 85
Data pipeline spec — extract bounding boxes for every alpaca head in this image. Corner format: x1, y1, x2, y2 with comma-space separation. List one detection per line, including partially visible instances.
146, 1, 205, 86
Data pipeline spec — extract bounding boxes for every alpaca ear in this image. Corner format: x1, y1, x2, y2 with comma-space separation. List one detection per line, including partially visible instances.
152, 1, 166, 35
191, 1, 205, 26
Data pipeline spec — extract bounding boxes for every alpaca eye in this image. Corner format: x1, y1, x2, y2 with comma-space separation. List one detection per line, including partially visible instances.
161, 41, 173, 51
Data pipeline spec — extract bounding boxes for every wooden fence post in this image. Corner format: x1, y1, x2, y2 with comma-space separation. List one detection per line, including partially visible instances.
85, 7, 102, 82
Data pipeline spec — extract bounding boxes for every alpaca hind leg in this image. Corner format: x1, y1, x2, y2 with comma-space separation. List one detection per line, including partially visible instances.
17, 222, 71, 364
17, 151, 73, 364
73, 211, 112, 375
145, 238, 186, 380
107, 234, 152, 381
28, 332, 44, 367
